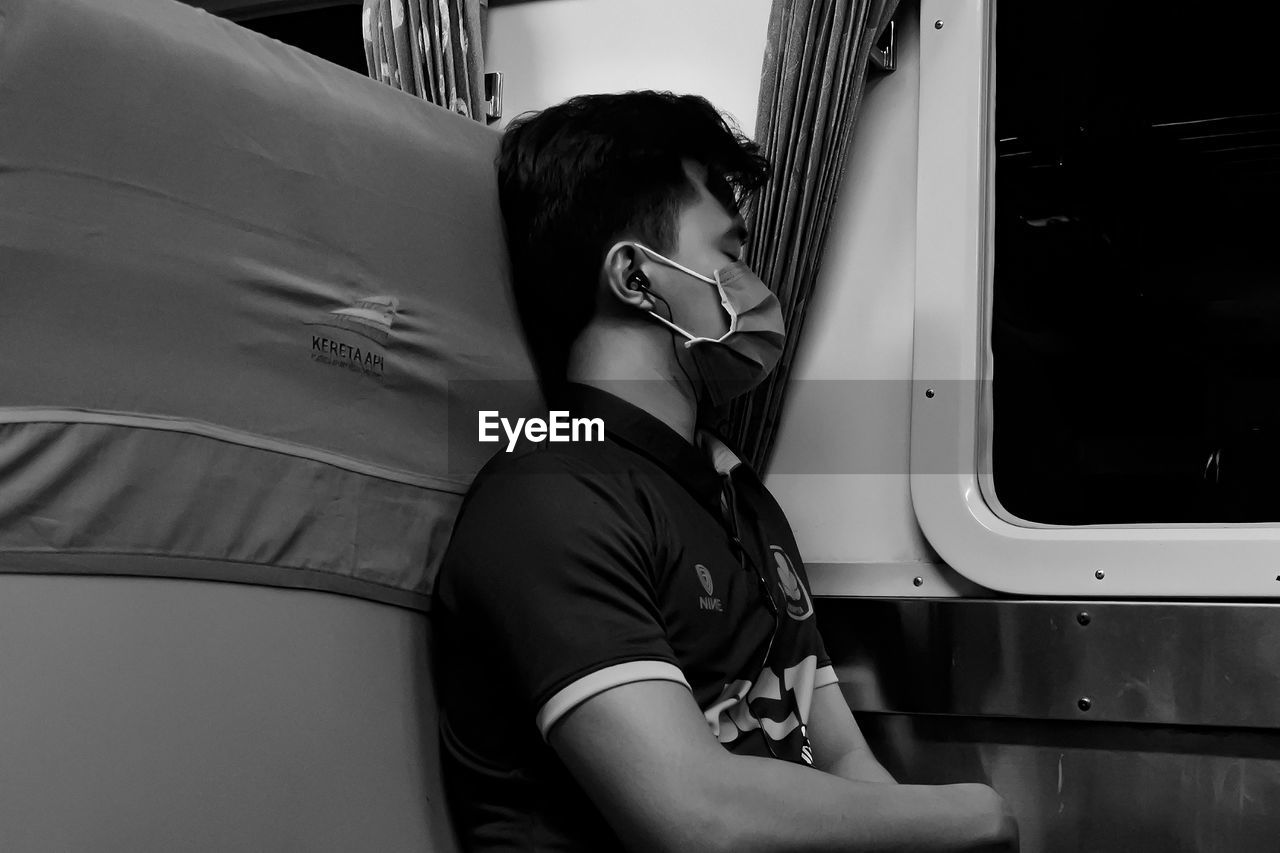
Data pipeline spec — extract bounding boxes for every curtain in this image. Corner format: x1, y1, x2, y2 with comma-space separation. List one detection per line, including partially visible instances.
362, 0, 485, 121
724, 0, 901, 472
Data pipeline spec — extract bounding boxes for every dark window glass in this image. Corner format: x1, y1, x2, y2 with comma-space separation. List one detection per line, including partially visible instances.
220, 3, 367, 77
992, 0, 1280, 523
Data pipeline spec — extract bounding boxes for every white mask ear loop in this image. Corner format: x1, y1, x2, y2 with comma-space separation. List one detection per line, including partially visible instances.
631, 243, 718, 284
628, 242, 741, 341
646, 310, 698, 348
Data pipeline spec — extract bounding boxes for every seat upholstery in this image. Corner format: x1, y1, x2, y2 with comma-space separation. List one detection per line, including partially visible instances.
0, 0, 539, 847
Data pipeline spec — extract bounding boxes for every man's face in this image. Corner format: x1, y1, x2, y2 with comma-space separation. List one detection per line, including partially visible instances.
645, 160, 749, 342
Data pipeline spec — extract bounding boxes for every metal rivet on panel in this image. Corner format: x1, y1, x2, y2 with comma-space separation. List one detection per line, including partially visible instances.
1076, 611, 1091, 626
925, 388, 936, 398
934, 19, 944, 29
1094, 570, 1105, 580
913, 576, 924, 587
1078, 697, 1092, 711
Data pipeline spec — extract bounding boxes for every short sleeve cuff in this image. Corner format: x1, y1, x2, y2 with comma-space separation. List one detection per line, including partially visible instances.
535, 660, 691, 739
815, 664, 839, 690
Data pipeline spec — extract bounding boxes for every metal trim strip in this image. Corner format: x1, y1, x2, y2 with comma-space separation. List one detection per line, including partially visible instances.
817, 596, 1280, 730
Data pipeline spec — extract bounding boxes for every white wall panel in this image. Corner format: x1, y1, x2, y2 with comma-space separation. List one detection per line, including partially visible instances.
765, 10, 935, 574
487, 0, 772, 135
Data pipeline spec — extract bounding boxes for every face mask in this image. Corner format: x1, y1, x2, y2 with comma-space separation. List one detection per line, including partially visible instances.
627, 243, 786, 407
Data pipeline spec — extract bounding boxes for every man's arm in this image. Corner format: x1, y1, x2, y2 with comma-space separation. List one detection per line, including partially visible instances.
549, 679, 1019, 853
808, 681, 896, 783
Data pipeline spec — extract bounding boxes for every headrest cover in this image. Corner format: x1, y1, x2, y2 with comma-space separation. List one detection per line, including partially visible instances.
0, 0, 542, 608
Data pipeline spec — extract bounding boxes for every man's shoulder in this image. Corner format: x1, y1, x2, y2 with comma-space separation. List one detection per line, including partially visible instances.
439, 436, 666, 601
467, 434, 635, 491
453, 437, 665, 534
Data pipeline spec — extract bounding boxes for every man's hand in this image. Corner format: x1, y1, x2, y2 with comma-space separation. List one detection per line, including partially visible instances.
548, 679, 1019, 853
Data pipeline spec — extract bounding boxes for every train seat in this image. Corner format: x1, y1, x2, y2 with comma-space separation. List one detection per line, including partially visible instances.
0, 0, 539, 848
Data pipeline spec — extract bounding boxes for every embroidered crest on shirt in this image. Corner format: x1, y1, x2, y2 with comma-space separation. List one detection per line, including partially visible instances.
770, 546, 814, 621
695, 564, 723, 612
695, 564, 714, 594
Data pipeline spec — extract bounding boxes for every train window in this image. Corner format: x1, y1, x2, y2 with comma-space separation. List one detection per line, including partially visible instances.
193, 2, 367, 77
909, 0, 1280, 596
990, 1, 1280, 525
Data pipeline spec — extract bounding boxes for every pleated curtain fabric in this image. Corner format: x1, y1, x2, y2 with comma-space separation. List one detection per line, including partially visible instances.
725, 0, 901, 472
362, 0, 485, 122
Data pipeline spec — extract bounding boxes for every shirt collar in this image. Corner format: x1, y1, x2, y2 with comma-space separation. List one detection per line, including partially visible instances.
551, 382, 729, 508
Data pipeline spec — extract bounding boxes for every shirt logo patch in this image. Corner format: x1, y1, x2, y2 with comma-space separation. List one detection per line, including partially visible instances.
695, 564, 714, 595
695, 564, 723, 612
771, 546, 814, 621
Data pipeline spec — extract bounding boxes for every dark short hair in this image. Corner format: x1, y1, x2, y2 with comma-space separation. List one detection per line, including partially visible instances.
496, 91, 770, 393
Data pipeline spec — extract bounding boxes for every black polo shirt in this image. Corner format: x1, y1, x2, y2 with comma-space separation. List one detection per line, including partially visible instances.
434, 384, 836, 851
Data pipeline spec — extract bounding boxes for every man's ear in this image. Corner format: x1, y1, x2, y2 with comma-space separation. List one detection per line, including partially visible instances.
602, 241, 653, 311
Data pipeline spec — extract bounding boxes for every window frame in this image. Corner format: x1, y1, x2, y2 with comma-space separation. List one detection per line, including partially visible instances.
910, 0, 1280, 598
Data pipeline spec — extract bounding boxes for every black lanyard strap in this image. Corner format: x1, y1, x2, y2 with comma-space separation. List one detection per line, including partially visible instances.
719, 471, 778, 617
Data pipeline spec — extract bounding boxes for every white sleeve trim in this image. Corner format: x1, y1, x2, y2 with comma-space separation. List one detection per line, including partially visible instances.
536, 660, 691, 739
814, 664, 839, 690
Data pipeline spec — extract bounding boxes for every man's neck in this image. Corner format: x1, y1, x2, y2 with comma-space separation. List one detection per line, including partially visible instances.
566, 321, 699, 443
